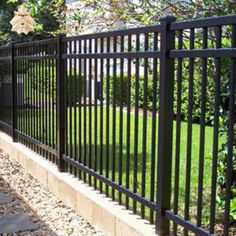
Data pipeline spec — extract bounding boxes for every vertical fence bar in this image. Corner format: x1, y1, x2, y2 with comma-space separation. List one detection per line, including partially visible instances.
39, 47, 42, 154
141, 32, 149, 219
224, 24, 236, 236
57, 35, 66, 172
184, 28, 195, 236
133, 33, 140, 214
65, 41, 68, 170
99, 37, 104, 193
52, 48, 56, 162
197, 26, 208, 227
11, 43, 17, 142
150, 31, 158, 224
22, 47, 25, 144
118, 35, 124, 204
28, 49, 31, 146
42, 50, 45, 155
48, 48, 51, 159
156, 15, 176, 236
36, 52, 40, 153
105, 37, 110, 196
69, 41, 73, 172
78, 39, 82, 179
210, 25, 222, 234
126, 34, 132, 209
32, 50, 35, 149
88, 38, 92, 186
33, 48, 36, 146
45, 55, 48, 157
73, 40, 77, 175
112, 36, 117, 200
94, 38, 98, 188
83, 39, 87, 182
173, 29, 183, 235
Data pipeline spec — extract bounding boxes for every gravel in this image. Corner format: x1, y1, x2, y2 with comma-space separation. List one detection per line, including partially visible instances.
0, 149, 104, 236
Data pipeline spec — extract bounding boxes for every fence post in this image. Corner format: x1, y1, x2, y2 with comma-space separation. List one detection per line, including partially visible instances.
156, 15, 176, 235
57, 34, 66, 172
11, 42, 17, 142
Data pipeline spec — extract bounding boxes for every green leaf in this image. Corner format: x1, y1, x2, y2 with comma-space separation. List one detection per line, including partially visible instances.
7, 0, 19, 3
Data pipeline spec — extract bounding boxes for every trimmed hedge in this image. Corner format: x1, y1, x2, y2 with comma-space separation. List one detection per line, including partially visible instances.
173, 58, 216, 123
103, 73, 155, 109
103, 64, 218, 124
66, 71, 84, 105
30, 64, 84, 105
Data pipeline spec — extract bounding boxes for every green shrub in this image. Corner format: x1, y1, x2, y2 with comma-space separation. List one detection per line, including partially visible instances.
217, 62, 236, 224
66, 70, 84, 105
130, 74, 155, 109
103, 74, 128, 105
104, 67, 216, 124
173, 58, 218, 123
30, 64, 84, 105
103, 73, 156, 109
216, 56, 236, 224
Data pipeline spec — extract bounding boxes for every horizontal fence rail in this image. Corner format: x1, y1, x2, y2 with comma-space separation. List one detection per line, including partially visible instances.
0, 14, 235, 236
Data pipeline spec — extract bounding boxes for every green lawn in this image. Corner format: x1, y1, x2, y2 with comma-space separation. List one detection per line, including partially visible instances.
17, 105, 225, 225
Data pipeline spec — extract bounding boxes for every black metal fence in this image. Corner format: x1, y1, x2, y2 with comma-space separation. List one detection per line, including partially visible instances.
0, 14, 235, 236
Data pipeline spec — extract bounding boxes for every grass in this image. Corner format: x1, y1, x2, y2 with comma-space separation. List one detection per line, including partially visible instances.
14, 105, 226, 227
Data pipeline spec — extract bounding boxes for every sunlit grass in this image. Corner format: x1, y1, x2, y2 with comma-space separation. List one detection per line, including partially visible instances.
17, 106, 225, 226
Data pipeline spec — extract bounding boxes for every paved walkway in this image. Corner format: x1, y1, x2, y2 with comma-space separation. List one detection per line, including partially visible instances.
0, 212, 38, 234
0, 193, 38, 234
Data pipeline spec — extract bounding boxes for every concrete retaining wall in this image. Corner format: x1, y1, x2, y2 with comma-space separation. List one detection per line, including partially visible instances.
0, 131, 156, 236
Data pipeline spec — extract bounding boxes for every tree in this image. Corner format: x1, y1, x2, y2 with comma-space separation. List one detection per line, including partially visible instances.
66, 0, 236, 34
0, 0, 66, 45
